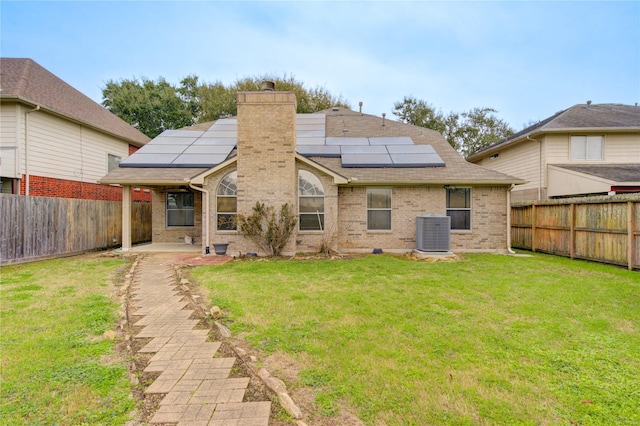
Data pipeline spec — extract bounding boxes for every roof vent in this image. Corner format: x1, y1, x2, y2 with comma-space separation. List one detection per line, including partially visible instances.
261, 80, 275, 91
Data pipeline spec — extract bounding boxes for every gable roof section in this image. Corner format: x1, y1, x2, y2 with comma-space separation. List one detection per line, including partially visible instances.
0, 58, 150, 146
468, 103, 640, 161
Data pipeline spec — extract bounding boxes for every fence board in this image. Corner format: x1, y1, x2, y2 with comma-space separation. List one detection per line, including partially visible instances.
512, 196, 640, 270
0, 194, 151, 264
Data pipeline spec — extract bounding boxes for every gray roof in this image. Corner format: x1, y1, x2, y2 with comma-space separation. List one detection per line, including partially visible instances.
469, 103, 640, 160
0, 58, 150, 146
101, 107, 524, 186
553, 164, 640, 183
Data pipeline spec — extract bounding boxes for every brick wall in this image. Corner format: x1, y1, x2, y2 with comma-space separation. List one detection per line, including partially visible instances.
337, 185, 509, 253
151, 189, 202, 244
234, 90, 298, 254
20, 174, 152, 202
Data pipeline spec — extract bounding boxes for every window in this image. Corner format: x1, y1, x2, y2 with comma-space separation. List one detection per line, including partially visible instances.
446, 187, 471, 230
571, 136, 603, 160
108, 154, 121, 172
217, 171, 237, 231
166, 192, 194, 227
367, 188, 391, 230
298, 170, 324, 231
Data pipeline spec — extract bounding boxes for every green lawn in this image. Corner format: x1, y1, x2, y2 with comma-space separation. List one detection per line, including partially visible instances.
191, 252, 640, 425
0, 255, 134, 425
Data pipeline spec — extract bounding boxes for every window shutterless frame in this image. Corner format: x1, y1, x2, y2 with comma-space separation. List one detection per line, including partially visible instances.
446, 187, 471, 231
366, 188, 392, 230
166, 192, 194, 227
298, 170, 325, 231
216, 171, 237, 231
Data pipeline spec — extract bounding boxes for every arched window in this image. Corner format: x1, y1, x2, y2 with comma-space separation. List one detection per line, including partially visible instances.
298, 170, 324, 231
217, 171, 237, 231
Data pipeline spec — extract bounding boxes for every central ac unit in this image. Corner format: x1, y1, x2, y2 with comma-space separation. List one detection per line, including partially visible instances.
416, 215, 451, 252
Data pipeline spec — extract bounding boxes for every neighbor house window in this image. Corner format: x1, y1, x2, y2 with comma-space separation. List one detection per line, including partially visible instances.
446, 187, 471, 230
166, 192, 194, 227
217, 171, 237, 231
298, 170, 324, 231
571, 136, 603, 160
367, 188, 391, 230
108, 154, 121, 172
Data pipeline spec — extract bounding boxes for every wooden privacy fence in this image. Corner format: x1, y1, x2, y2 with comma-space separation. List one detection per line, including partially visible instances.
0, 194, 151, 264
511, 195, 640, 270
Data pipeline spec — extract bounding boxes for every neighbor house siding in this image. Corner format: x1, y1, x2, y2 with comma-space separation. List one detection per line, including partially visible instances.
25, 111, 130, 183
0, 103, 21, 178
476, 141, 540, 201
605, 133, 640, 162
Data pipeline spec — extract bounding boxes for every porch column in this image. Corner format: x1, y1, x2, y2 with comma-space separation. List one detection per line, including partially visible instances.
122, 185, 132, 251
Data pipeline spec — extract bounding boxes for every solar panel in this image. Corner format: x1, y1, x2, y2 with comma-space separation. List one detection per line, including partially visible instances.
341, 145, 388, 154
369, 136, 414, 145
151, 136, 200, 145
326, 137, 369, 146
120, 153, 180, 167
341, 153, 393, 167
390, 153, 445, 167
192, 137, 237, 146
172, 153, 230, 166
182, 145, 236, 155
158, 130, 204, 138
296, 145, 341, 157
386, 144, 437, 154
135, 144, 188, 154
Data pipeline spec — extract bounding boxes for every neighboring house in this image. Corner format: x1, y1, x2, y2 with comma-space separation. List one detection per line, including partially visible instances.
0, 58, 151, 201
101, 88, 524, 255
467, 103, 640, 202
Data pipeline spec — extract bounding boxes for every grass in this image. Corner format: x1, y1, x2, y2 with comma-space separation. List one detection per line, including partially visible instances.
0, 254, 134, 425
191, 252, 640, 425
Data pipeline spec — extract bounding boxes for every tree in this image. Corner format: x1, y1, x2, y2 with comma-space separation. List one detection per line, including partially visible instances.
102, 77, 194, 138
197, 75, 350, 121
392, 96, 514, 157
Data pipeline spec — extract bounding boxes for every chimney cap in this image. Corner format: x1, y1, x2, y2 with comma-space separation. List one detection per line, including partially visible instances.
261, 80, 275, 91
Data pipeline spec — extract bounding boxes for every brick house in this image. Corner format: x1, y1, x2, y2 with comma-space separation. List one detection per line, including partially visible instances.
101, 88, 524, 255
467, 103, 640, 202
0, 58, 151, 201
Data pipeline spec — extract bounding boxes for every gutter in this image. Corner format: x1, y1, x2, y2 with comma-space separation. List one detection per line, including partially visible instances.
187, 181, 210, 255
506, 184, 516, 254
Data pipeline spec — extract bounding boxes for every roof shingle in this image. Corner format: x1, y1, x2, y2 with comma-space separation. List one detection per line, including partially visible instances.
0, 58, 150, 146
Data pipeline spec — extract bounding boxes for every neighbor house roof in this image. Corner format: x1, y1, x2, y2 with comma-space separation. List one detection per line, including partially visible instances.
101, 107, 524, 186
467, 103, 640, 161
0, 58, 150, 146
551, 164, 640, 184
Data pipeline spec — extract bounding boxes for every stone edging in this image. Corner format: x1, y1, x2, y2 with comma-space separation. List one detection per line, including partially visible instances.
174, 265, 307, 425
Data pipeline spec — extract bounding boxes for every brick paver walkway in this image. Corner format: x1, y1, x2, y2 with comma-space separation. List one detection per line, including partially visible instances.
130, 254, 271, 425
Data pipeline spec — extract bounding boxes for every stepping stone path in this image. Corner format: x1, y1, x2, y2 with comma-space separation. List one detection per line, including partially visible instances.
130, 254, 271, 425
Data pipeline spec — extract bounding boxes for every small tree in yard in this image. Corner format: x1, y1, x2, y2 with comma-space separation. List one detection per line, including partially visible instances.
237, 202, 297, 256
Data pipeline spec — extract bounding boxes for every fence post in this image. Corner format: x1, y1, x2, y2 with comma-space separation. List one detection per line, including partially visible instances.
531, 203, 537, 252
122, 185, 132, 251
629, 201, 635, 271
569, 203, 575, 259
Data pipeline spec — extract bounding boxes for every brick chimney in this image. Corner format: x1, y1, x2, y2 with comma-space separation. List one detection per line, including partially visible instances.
236, 88, 297, 216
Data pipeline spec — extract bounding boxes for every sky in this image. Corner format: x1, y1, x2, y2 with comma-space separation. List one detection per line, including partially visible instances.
2, 1, 639, 130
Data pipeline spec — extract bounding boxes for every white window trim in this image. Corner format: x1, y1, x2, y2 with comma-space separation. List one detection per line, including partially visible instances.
298, 170, 325, 233
570, 135, 604, 161
216, 171, 238, 232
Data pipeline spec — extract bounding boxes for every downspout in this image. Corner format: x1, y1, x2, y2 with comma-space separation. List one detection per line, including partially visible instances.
506, 184, 516, 254
188, 182, 210, 254
24, 105, 41, 196
526, 135, 542, 200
